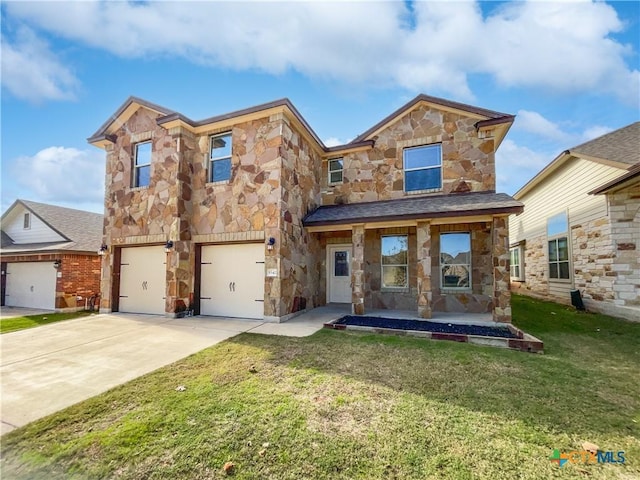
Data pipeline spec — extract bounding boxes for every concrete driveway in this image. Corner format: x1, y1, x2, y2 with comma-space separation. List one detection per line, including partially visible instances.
0, 311, 330, 436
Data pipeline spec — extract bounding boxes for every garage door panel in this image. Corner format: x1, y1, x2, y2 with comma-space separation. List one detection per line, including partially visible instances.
119, 246, 166, 315
5, 262, 56, 310
201, 244, 264, 319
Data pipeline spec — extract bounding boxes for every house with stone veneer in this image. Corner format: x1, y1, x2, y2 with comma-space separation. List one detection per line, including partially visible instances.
88, 94, 522, 322
1, 200, 102, 311
509, 122, 640, 321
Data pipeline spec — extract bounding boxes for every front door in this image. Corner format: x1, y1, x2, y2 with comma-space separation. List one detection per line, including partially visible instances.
327, 244, 351, 303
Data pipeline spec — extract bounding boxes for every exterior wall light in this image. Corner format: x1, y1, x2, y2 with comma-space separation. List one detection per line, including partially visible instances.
98, 244, 108, 256
267, 237, 276, 251
53, 260, 62, 269
165, 240, 174, 253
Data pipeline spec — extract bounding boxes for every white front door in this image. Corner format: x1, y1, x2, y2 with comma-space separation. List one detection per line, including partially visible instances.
327, 244, 351, 303
200, 243, 264, 319
119, 246, 166, 315
5, 262, 57, 309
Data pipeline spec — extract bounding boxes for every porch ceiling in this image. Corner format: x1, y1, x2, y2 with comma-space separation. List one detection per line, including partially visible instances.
303, 191, 523, 229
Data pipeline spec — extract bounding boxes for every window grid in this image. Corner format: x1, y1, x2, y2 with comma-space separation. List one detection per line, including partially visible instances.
328, 158, 343, 184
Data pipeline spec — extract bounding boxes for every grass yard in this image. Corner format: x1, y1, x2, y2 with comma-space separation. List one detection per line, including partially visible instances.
0, 311, 95, 334
1, 294, 639, 479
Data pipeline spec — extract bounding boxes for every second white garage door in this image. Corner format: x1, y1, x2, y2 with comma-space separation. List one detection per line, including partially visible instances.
5, 262, 57, 310
200, 243, 264, 319
119, 246, 166, 315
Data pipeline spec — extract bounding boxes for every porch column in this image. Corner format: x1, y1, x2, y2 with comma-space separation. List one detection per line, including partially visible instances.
492, 216, 512, 323
416, 220, 432, 319
351, 224, 365, 315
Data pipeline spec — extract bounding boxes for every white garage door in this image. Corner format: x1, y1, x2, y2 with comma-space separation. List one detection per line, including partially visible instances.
5, 262, 57, 310
119, 246, 166, 315
201, 243, 264, 319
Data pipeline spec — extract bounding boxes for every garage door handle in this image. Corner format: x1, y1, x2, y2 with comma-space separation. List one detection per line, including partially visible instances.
232, 282, 236, 292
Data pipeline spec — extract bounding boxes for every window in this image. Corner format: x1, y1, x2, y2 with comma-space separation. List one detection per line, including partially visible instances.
334, 251, 349, 277
510, 245, 524, 280
134, 142, 152, 188
547, 212, 570, 280
381, 235, 408, 288
403, 144, 442, 192
23, 212, 30, 229
328, 158, 343, 184
440, 233, 471, 289
210, 133, 232, 183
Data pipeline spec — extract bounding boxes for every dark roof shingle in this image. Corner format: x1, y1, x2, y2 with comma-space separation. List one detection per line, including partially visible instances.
1, 200, 103, 254
570, 122, 640, 166
303, 192, 523, 227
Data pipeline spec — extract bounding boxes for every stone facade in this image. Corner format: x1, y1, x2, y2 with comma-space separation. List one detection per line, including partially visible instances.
322, 105, 496, 205
93, 95, 517, 322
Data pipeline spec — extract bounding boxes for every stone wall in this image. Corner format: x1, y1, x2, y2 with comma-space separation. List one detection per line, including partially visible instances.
608, 189, 640, 308
322, 105, 496, 205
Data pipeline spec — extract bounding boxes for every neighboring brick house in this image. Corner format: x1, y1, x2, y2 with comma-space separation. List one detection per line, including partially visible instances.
0, 200, 103, 311
88, 94, 522, 322
509, 122, 640, 321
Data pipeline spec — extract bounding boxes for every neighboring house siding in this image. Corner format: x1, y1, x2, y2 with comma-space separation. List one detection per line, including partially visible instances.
3, 206, 66, 244
322, 105, 496, 205
509, 157, 631, 307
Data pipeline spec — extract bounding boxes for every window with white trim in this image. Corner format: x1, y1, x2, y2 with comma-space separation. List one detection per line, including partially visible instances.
23, 212, 31, 229
403, 144, 442, 192
133, 142, 152, 188
547, 212, 570, 280
381, 235, 408, 288
209, 133, 232, 183
440, 232, 471, 289
328, 158, 343, 184
510, 245, 524, 281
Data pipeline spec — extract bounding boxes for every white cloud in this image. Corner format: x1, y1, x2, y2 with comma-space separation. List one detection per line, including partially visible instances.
514, 110, 571, 141
4, 1, 637, 102
11, 147, 105, 210
323, 137, 354, 148
496, 139, 551, 194
0, 26, 79, 103
580, 125, 614, 142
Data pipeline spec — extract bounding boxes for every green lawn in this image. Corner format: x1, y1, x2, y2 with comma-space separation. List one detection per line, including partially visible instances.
1, 295, 638, 479
0, 311, 95, 334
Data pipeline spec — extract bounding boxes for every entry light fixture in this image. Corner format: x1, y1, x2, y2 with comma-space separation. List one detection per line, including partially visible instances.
98, 243, 108, 256
267, 237, 276, 251
165, 240, 174, 253
53, 260, 61, 269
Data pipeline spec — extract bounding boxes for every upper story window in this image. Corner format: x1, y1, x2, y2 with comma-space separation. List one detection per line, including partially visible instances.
328, 158, 343, 184
547, 212, 570, 280
210, 133, 232, 183
440, 232, 471, 289
134, 142, 152, 188
403, 144, 442, 192
381, 235, 408, 289
23, 212, 31, 229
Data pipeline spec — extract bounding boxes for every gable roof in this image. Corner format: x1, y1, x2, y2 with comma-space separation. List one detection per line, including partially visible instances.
303, 192, 523, 228
352, 94, 515, 144
0, 200, 103, 255
514, 122, 640, 199
570, 122, 640, 166
89, 94, 514, 156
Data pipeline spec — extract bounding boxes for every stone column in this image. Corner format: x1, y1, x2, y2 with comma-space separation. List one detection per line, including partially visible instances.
99, 248, 112, 313
492, 216, 512, 323
416, 221, 432, 319
351, 224, 365, 315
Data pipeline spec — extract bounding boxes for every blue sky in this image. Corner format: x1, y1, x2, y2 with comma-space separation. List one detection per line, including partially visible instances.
1, 0, 638, 214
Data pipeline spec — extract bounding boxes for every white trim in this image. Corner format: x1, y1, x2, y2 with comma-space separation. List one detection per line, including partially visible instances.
209, 132, 232, 183
403, 143, 443, 193
381, 234, 409, 289
133, 141, 152, 188
439, 232, 472, 290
